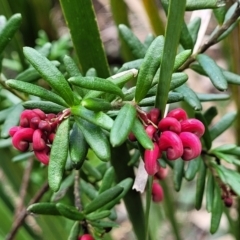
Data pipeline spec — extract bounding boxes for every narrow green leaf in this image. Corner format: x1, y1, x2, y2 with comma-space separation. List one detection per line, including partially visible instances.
69, 123, 88, 169
6, 80, 68, 107
206, 172, 214, 213
23, 47, 74, 105
48, 118, 70, 192
213, 6, 227, 25
195, 112, 212, 150
16, 67, 41, 83
184, 156, 201, 181
0, 13, 22, 54
117, 59, 143, 72
135, 36, 164, 103
187, 17, 201, 46
132, 118, 154, 150
211, 144, 237, 153
81, 98, 112, 112
71, 105, 113, 131
56, 203, 85, 221
59, 0, 110, 77
118, 24, 147, 59
98, 167, 115, 194
197, 93, 230, 102
84, 186, 123, 214
185, 0, 225, 11
173, 49, 192, 71
210, 182, 223, 234
69, 76, 124, 98
155, 0, 186, 114
204, 106, 218, 125
82, 161, 102, 181
68, 222, 81, 240
195, 159, 207, 210
27, 203, 60, 215
75, 117, 111, 162
174, 84, 202, 110
80, 179, 98, 200
86, 68, 97, 77
22, 101, 65, 113
110, 103, 136, 147
173, 159, 184, 191
63, 55, 82, 77
196, 54, 228, 91
90, 220, 119, 229
86, 210, 111, 221
1, 103, 23, 138
210, 112, 237, 140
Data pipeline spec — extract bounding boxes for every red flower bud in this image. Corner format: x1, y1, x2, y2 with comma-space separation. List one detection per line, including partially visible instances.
12, 128, 34, 151
32, 109, 46, 119
158, 131, 183, 160
148, 108, 160, 124
179, 132, 202, 160
145, 125, 157, 139
30, 116, 41, 129
48, 133, 55, 144
34, 146, 50, 165
78, 234, 95, 240
38, 120, 51, 132
128, 132, 136, 141
9, 126, 21, 137
224, 197, 233, 207
152, 182, 164, 202
155, 167, 168, 180
166, 108, 188, 122
19, 110, 39, 127
144, 142, 160, 175
180, 119, 205, 138
158, 117, 181, 133
32, 129, 47, 151
46, 113, 56, 120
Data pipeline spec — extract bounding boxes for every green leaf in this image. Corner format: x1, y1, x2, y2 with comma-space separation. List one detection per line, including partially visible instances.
1, 103, 23, 138
203, 106, 218, 125
187, 17, 201, 47
196, 54, 227, 91
6, 80, 68, 107
98, 167, 115, 194
117, 59, 143, 72
71, 105, 113, 131
185, 0, 225, 11
22, 101, 65, 113
134, 36, 164, 103
69, 76, 124, 98
48, 118, 70, 192
81, 98, 112, 112
80, 179, 98, 200
155, 0, 186, 114
195, 112, 212, 150
118, 24, 147, 59
173, 49, 192, 71
86, 68, 97, 77
84, 186, 123, 214
215, 165, 240, 196
75, 117, 111, 162
67, 222, 81, 240
23, 47, 74, 105
69, 123, 88, 169
210, 112, 237, 140
173, 159, 184, 191
56, 203, 85, 221
0, 13, 22, 54
174, 84, 202, 110
132, 118, 153, 150
210, 182, 223, 234
59, 0, 110, 77
184, 156, 201, 181
197, 93, 230, 102
27, 203, 60, 215
63, 55, 82, 77
195, 159, 207, 210
206, 172, 214, 212
86, 210, 111, 221
211, 144, 237, 153
110, 103, 136, 147
213, 6, 227, 25
82, 160, 102, 181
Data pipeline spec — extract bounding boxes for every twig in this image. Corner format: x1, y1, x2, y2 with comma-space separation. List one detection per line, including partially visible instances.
5, 182, 49, 240
14, 157, 34, 218
74, 170, 82, 211
179, 2, 240, 71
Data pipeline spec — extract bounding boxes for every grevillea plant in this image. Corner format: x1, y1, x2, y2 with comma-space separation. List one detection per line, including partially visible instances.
2, 0, 240, 240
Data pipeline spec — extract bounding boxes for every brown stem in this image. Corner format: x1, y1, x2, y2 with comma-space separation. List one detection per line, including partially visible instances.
74, 170, 82, 211
179, 2, 240, 71
6, 182, 49, 240
14, 157, 34, 218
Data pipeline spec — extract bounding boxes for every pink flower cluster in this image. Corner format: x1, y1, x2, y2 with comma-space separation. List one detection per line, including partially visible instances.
9, 109, 69, 165
139, 108, 205, 175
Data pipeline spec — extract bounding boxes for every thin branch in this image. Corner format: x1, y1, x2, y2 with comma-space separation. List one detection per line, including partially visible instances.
6, 182, 49, 240
74, 170, 82, 211
179, 2, 240, 71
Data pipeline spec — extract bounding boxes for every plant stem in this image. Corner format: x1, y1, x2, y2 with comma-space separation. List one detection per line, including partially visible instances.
145, 176, 153, 240
74, 170, 82, 211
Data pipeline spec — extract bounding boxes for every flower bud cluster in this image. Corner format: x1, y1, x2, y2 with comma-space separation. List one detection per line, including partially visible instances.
78, 234, 95, 240
133, 108, 205, 175
9, 109, 70, 165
